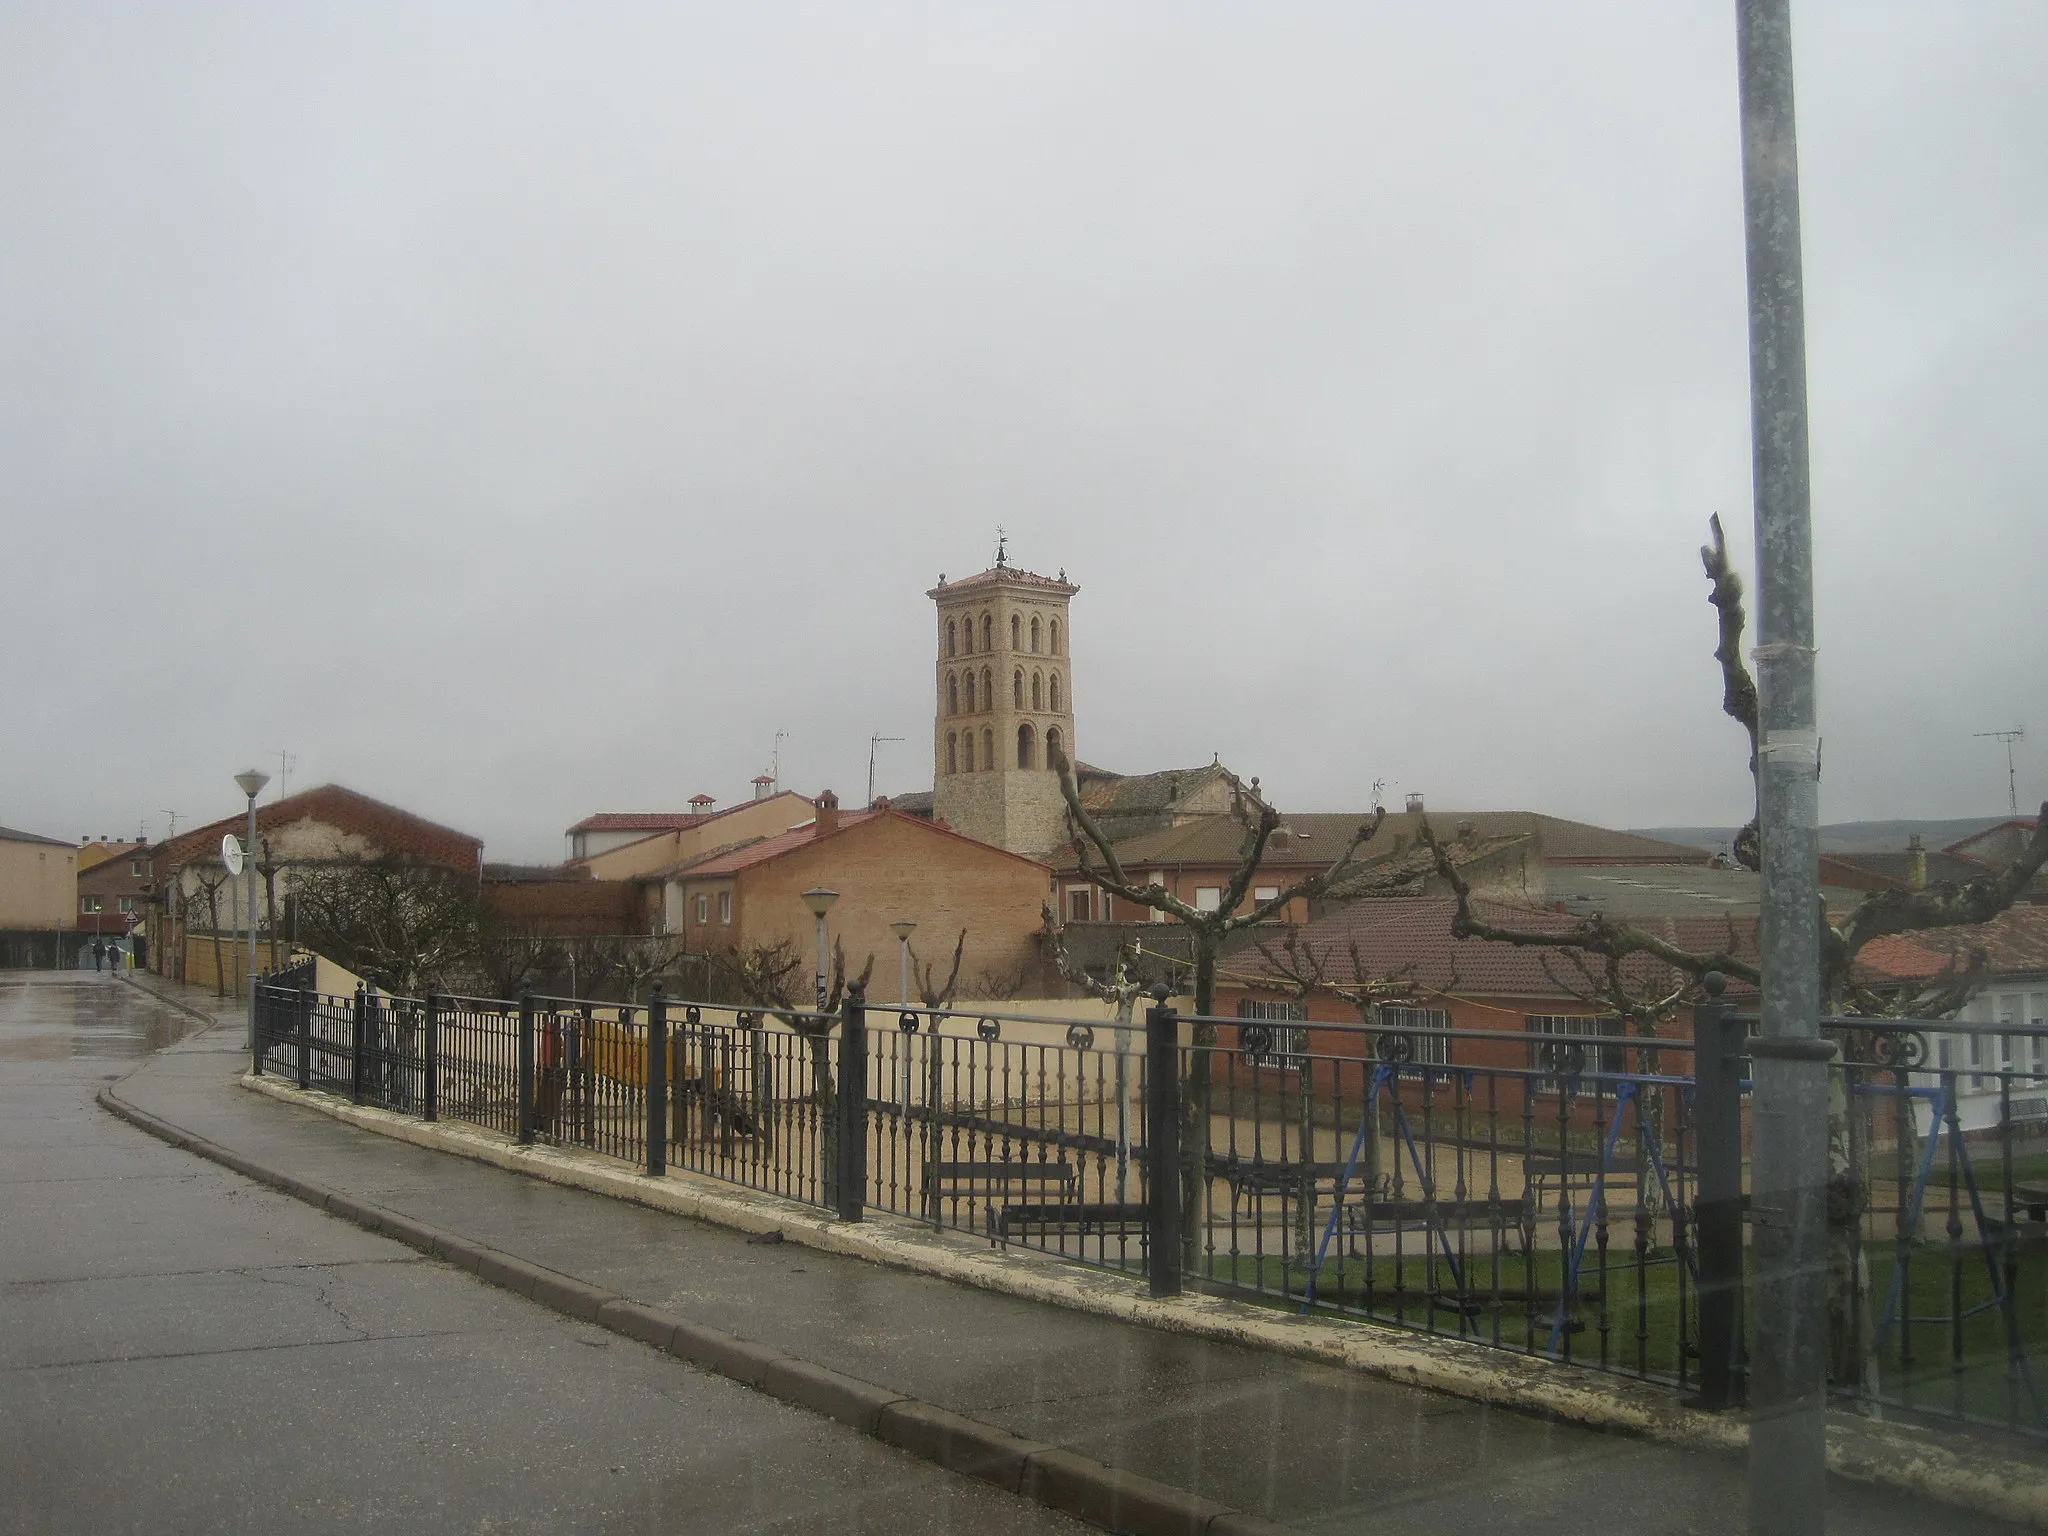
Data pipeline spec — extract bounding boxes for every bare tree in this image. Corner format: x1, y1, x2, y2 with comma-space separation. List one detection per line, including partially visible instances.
290, 860, 483, 996
1055, 751, 1388, 1264
1420, 515, 2048, 1386
908, 929, 967, 1012
189, 864, 231, 997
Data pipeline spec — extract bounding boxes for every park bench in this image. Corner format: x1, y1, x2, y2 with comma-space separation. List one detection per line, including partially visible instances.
1524, 1155, 1646, 1216
988, 1201, 1150, 1243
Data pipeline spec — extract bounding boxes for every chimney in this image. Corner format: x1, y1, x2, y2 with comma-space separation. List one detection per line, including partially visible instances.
1907, 834, 1927, 891
1455, 819, 1476, 844
752, 774, 775, 801
813, 789, 840, 836
1405, 793, 1425, 815
687, 793, 716, 819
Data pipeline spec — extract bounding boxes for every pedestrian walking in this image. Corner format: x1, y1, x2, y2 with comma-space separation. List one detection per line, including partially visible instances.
91, 938, 105, 973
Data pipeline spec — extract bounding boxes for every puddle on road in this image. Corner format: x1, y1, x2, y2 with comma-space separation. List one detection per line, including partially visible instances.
0, 974, 219, 1060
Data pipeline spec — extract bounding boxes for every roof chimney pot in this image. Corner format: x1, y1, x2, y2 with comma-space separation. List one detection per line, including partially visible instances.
1406, 793, 1425, 815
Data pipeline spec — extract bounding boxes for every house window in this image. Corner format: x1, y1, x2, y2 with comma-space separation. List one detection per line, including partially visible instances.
1380, 1005, 1452, 1067
1195, 887, 1221, 913
1068, 887, 1093, 922
694, 894, 709, 925
1030, 615, 1041, 652
1253, 885, 1280, 905
119, 897, 137, 914
1049, 673, 1062, 712
1526, 1015, 1623, 1090
1236, 999, 1308, 1066
1011, 613, 1021, 650
1017, 723, 1036, 769
718, 891, 732, 924
130, 860, 145, 877
79, 896, 101, 914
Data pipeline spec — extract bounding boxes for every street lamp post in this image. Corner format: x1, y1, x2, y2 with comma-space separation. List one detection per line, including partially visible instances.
801, 887, 839, 1010
889, 919, 917, 1007
234, 769, 270, 1048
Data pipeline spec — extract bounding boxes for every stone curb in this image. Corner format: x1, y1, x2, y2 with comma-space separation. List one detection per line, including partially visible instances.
228, 1072, 2048, 1530
111, 1059, 2048, 1531
93, 1082, 1302, 1536
117, 971, 233, 1029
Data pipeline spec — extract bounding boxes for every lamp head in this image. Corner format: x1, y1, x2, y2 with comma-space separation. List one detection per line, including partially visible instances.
234, 769, 270, 801
889, 919, 917, 942
801, 886, 840, 918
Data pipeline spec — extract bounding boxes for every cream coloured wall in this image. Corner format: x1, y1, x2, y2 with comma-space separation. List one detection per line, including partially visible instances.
0, 835, 78, 928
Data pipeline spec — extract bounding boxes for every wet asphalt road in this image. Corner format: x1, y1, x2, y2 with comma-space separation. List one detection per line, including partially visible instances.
0, 970, 1088, 1535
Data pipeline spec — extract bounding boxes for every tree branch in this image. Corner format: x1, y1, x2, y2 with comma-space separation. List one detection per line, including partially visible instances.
1701, 513, 1762, 871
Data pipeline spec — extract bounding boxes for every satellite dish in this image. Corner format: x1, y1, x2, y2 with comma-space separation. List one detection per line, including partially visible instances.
222, 834, 245, 876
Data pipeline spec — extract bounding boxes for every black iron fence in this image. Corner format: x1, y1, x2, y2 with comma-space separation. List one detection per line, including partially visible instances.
249, 975, 2048, 1440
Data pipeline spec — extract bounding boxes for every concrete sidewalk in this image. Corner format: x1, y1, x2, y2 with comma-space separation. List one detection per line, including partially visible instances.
105, 976, 2032, 1534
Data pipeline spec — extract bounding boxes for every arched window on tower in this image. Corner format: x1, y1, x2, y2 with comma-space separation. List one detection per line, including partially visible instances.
1012, 669, 1023, 708
1049, 673, 1062, 711
1017, 723, 1036, 769
946, 619, 957, 658
946, 733, 957, 775
1031, 671, 1043, 710
947, 673, 958, 714
981, 612, 993, 652
964, 733, 975, 772
1030, 615, 1041, 653
981, 728, 993, 770
1046, 726, 1064, 767
1010, 613, 1021, 650
981, 667, 992, 710
1050, 619, 1060, 654
963, 671, 976, 712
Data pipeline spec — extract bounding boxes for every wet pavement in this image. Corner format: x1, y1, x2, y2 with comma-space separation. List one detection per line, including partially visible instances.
11, 969, 2033, 1534
0, 970, 1089, 1535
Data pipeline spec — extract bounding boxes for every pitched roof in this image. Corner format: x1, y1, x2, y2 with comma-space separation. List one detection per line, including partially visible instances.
566, 791, 811, 840
156, 784, 481, 872
0, 825, 75, 849
1221, 897, 1760, 1002
663, 807, 1052, 881
1076, 764, 1233, 819
1862, 906, 2048, 980
927, 564, 1078, 598
1825, 850, 1989, 888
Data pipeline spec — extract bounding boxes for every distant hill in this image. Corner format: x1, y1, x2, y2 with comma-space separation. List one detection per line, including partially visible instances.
1631, 818, 2015, 857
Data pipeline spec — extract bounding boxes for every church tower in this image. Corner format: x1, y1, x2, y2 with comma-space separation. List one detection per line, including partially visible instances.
928, 548, 1079, 857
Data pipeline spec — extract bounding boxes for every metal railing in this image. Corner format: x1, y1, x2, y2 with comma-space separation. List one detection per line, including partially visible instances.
249, 975, 2048, 1438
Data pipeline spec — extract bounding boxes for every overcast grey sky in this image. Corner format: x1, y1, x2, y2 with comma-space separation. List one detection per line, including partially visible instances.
3, 3, 2041, 862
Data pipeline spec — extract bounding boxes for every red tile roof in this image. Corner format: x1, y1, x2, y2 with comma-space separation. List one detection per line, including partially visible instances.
1221, 898, 1760, 1001
567, 792, 810, 839
664, 807, 1053, 882
157, 784, 481, 873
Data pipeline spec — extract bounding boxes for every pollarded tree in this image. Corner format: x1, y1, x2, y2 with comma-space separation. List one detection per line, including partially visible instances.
1054, 751, 1388, 1265
1420, 515, 2048, 1386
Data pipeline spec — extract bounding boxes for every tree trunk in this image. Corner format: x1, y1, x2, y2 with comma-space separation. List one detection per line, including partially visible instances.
1181, 938, 1218, 1273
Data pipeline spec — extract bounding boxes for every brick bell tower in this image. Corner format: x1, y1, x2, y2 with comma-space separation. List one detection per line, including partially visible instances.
928, 540, 1078, 857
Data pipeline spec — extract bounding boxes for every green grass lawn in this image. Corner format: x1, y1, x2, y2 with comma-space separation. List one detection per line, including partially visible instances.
1194, 1233, 2048, 1428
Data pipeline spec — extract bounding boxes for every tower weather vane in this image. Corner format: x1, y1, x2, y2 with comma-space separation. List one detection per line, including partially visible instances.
995, 527, 1008, 567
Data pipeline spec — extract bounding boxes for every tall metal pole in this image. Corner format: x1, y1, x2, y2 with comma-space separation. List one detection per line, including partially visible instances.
1735, 4, 1827, 1531
245, 790, 259, 1048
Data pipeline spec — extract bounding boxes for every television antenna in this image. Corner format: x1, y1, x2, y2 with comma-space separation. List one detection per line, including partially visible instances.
770, 728, 788, 791
868, 734, 904, 808
1976, 726, 2026, 817
271, 749, 297, 799
161, 809, 181, 838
